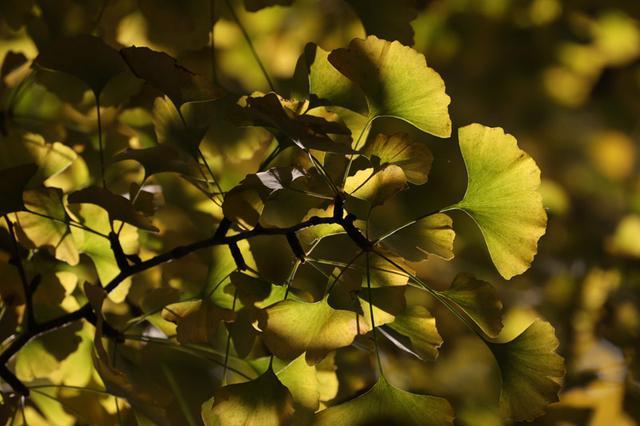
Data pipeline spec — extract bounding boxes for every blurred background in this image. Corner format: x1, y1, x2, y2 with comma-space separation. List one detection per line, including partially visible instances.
1, 0, 639, 424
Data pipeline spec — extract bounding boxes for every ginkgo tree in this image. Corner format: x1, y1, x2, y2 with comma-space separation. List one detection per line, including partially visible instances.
0, 1, 563, 424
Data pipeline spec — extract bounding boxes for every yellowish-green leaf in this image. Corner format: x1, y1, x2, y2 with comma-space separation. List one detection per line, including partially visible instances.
113, 145, 200, 178
202, 368, 294, 426
262, 296, 367, 364
380, 213, 455, 261
345, 165, 407, 213
362, 132, 433, 185
385, 305, 443, 361
489, 320, 565, 421
450, 124, 547, 279
162, 300, 235, 346
329, 36, 451, 137
440, 274, 503, 338
314, 376, 454, 426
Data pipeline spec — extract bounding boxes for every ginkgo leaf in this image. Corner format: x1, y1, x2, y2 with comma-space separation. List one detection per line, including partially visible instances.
379, 213, 455, 261
345, 165, 408, 213
162, 300, 235, 346
120, 46, 218, 108
449, 124, 547, 279
314, 376, 454, 426
0, 163, 37, 215
439, 274, 503, 338
489, 320, 565, 421
293, 43, 365, 111
273, 355, 321, 411
34, 35, 127, 96
329, 36, 451, 137
245, 92, 353, 153
385, 305, 443, 361
362, 133, 433, 185
0, 133, 77, 186
17, 187, 79, 265
262, 296, 367, 364
346, 0, 418, 45
113, 145, 200, 178
202, 368, 295, 426
68, 186, 158, 232
152, 96, 212, 158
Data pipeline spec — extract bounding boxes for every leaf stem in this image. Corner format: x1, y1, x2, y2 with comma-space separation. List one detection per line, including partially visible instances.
222, 287, 238, 385
95, 94, 107, 188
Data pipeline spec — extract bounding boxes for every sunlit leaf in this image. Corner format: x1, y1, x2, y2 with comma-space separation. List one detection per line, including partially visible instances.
489, 320, 565, 421
440, 274, 503, 338
329, 35, 451, 137
314, 376, 454, 425
385, 305, 443, 361
68, 186, 158, 232
262, 296, 367, 364
0, 163, 37, 215
34, 35, 127, 96
449, 124, 547, 279
162, 299, 234, 346
379, 213, 455, 261
202, 368, 295, 426
345, 165, 407, 214
362, 132, 433, 185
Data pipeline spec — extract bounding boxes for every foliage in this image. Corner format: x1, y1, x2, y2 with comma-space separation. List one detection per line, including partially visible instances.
5, 0, 638, 424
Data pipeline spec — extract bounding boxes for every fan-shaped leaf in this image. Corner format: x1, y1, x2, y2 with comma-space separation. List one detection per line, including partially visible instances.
329, 36, 451, 137
262, 296, 367, 364
345, 165, 407, 213
450, 124, 547, 279
34, 35, 127, 96
113, 145, 199, 178
489, 320, 565, 421
202, 368, 294, 426
440, 274, 503, 338
162, 300, 235, 346
362, 132, 433, 185
314, 376, 454, 426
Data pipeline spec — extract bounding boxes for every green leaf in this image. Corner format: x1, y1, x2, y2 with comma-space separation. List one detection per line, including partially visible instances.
440, 274, 503, 338
152, 96, 212, 158
262, 296, 367, 364
379, 213, 455, 261
329, 36, 451, 137
385, 305, 443, 361
346, 0, 418, 45
274, 355, 321, 411
450, 124, 547, 279
0, 163, 37, 215
17, 187, 79, 265
34, 35, 127, 96
121, 46, 218, 108
202, 368, 294, 426
362, 132, 433, 185
345, 165, 408, 213
489, 320, 565, 421
293, 43, 365, 111
314, 376, 454, 426
68, 186, 158, 232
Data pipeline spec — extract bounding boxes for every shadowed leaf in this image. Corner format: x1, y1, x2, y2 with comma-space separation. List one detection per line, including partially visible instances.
489, 320, 565, 421
385, 305, 443, 361
450, 124, 547, 279
346, 0, 418, 45
0, 163, 37, 215
329, 36, 451, 137
380, 213, 455, 261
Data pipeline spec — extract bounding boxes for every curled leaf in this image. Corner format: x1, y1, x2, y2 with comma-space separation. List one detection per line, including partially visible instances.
450, 124, 547, 279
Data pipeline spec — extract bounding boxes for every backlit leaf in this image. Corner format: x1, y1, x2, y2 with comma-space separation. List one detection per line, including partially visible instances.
162, 299, 235, 346
345, 165, 407, 213
449, 124, 547, 279
202, 368, 294, 426
329, 36, 451, 137
362, 132, 433, 185
314, 376, 454, 426
262, 296, 367, 364
489, 320, 565, 421
385, 305, 443, 361
379, 213, 455, 261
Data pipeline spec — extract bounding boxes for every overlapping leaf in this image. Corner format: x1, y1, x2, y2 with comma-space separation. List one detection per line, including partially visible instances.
0, 163, 37, 215
362, 132, 433, 185
384, 305, 443, 361
379, 213, 455, 261
329, 36, 452, 137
